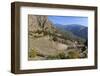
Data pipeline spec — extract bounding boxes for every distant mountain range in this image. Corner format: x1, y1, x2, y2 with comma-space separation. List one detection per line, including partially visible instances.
54, 24, 88, 40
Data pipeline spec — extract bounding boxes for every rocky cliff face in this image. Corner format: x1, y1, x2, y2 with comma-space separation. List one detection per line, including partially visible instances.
28, 15, 56, 33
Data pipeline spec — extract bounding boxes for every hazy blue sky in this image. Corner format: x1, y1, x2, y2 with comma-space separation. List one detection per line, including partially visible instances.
48, 16, 88, 27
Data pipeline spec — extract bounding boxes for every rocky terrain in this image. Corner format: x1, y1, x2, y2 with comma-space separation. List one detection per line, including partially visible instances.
28, 15, 88, 60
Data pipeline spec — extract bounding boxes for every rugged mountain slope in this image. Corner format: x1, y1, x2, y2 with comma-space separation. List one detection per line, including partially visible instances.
64, 24, 88, 39
54, 24, 88, 39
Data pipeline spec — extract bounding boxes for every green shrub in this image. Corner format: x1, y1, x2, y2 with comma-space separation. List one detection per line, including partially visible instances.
46, 52, 68, 59
52, 37, 57, 41
67, 51, 80, 59
57, 52, 66, 59
82, 49, 88, 58
46, 55, 55, 59
28, 48, 37, 58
